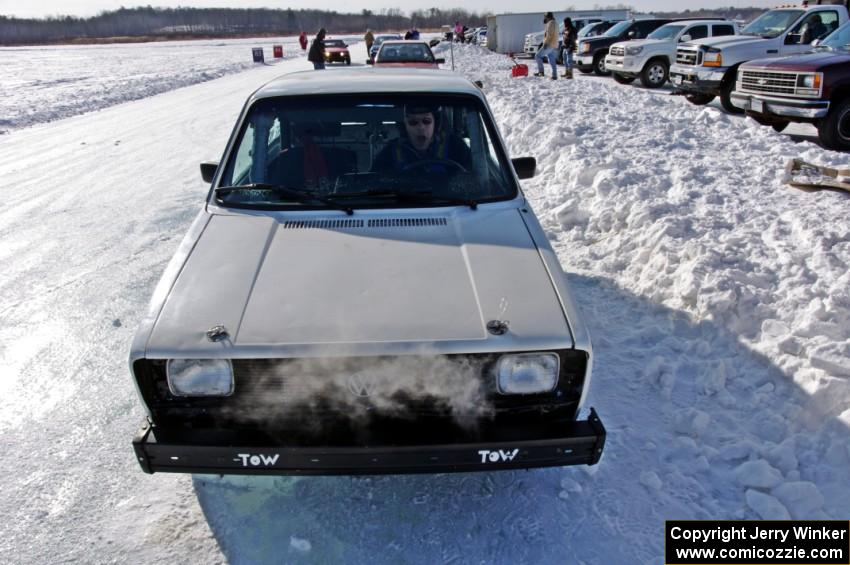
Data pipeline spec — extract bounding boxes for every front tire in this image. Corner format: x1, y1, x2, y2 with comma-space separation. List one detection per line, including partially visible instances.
818, 98, 850, 150
685, 93, 715, 106
578, 66, 594, 74
612, 73, 636, 84
593, 52, 610, 76
639, 59, 668, 89
345, 57, 351, 65
720, 79, 744, 114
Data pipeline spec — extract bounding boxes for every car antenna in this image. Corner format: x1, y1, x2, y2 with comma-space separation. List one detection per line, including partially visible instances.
442, 24, 456, 70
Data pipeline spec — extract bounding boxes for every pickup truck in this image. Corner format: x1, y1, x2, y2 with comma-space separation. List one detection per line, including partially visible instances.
670, 0, 850, 113
731, 20, 850, 150
576, 19, 673, 75
605, 19, 737, 88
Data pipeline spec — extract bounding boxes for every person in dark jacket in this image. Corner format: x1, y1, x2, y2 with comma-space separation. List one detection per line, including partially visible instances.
307, 28, 327, 70
561, 17, 576, 78
371, 104, 471, 173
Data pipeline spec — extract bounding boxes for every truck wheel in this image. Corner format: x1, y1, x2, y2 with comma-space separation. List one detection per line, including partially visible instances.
771, 121, 789, 132
639, 59, 668, 88
720, 80, 744, 114
578, 66, 594, 74
818, 98, 850, 150
685, 93, 715, 105
593, 53, 610, 76
613, 73, 636, 84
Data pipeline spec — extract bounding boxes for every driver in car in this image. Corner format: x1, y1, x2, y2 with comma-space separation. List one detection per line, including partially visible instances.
371, 103, 471, 173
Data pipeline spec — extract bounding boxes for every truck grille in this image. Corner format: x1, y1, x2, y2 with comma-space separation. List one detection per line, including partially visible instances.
738, 69, 799, 96
676, 47, 698, 66
609, 45, 624, 57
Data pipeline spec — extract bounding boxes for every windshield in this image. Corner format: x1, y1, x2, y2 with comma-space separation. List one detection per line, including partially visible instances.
579, 22, 608, 38
819, 20, 850, 51
216, 95, 518, 211
377, 43, 435, 63
604, 20, 632, 37
742, 9, 803, 38
648, 24, 685, 40
324, 40, 345, 47
375, 35, 400, 45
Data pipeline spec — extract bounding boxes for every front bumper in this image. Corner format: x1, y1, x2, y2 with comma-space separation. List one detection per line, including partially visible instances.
325, 52, 350, 62
133, 408, 605, 475
730, 91, 829, 119
605, 56, 640, 75
669, 64, 726, 94
576, 55, 594, 67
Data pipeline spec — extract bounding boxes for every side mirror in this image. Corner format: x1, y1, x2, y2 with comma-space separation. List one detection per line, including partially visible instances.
811, 38, 822, 46
473, 80, 484, 89
785, 32, 802, 45
512, 157, 536, 179
200, 161, 218, 183
680, 34, 692, 43
436, 57, 446, 64
430, 39, 440, 47
627, 30, 636, 39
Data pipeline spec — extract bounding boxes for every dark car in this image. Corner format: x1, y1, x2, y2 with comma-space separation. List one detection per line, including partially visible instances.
323, 39, 351, 65
731, 21, 850, 150
575, 18, 673, 75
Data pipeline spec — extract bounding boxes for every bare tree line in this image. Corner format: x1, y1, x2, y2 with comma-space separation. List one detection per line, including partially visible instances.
0, 6, 488, 45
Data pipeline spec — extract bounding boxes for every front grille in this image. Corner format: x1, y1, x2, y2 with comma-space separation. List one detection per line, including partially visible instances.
609, 45, 624, 57
281, 217, 448, 230
135, 351, 588, 445
676, 48, 698, 66
738, 69, 799, 96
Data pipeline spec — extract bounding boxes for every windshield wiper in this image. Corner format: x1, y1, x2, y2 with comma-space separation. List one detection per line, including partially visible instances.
326, 189, 478, 210
215, 184, 354, 215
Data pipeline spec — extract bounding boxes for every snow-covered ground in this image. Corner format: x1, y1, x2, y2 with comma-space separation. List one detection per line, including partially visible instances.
1, 38, 848, 564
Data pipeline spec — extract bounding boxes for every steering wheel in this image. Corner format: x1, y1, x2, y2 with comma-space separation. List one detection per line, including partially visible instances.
402, 158, 468, 173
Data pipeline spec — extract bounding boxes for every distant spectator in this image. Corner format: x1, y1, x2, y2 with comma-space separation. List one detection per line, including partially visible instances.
561, 17, 576, 79
534, 12, 559, 80
404, 29, 413, 40
364, 29, 374, 54
298, 31, 307, 51
308, 28, 327, 70
454, 21, 463, 43
411, 27, 420, 40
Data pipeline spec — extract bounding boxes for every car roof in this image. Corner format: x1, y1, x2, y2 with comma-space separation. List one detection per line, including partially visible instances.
252, 68, 483, 100
380, 40, 430, 47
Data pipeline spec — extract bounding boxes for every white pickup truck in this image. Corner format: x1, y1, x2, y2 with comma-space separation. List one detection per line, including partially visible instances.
605, 19, 737, 88
669, 0, 849, 112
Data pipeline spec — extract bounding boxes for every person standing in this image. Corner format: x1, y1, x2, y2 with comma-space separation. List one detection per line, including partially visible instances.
561, 17, 576, 79
307, 28, 327, 70
454, 21, 463, 42
534, 12, 559, 80
298, 31, 308, 51
364, 29, 374, 56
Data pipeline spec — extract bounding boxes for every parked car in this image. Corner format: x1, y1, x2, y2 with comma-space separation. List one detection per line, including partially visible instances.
374, 40, 445, 68
578, 21, 617, 40
130, 69, 606, 476
732, 20, 850, 149
369, 34, 403, 62
605, 20, 736, 88
323, 38, 351, 65
576, 18, 674, 75
670, 1, 849, 113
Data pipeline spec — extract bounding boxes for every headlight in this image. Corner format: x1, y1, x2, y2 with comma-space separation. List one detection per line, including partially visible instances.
625, 45, 643, 56
494, 353, 559, 395
797, 73, 822, 90
580, 42, 590, 54
167, 359, 234, 397
702, 49, 722, 67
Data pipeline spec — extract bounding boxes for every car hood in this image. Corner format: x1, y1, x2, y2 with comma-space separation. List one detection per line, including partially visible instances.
146, 208, 572, 357
683, 35, 764, 50
612, 38, 667, 51
326, 47, 348, 53
743, 50, 850, 72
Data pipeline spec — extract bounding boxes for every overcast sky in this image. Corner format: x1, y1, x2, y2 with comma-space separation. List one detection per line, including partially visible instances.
1, 1, 780, 19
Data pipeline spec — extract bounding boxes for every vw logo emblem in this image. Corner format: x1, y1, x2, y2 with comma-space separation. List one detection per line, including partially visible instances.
347, 372, 378, 397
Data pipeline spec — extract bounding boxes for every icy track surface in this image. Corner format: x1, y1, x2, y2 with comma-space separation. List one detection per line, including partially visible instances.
0, 40, 849, 564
